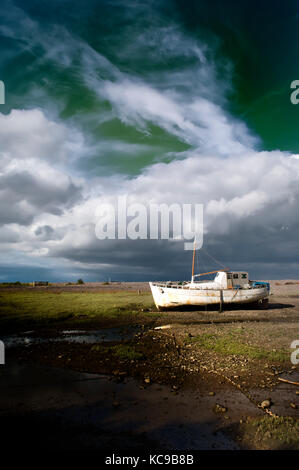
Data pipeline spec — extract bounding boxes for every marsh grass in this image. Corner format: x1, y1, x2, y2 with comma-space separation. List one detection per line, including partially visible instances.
110, 344, 144, 361
241, 416, 299, 449
186, 331, 289, 362
0, 290, 156, 330
90, 343, 143, 360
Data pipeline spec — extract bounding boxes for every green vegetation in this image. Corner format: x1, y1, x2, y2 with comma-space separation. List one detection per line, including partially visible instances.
0, 290, 156, 331
241, 416, 299, 450
0, 282, 32, 287
103, 344, 144, 361
187, 331, 289, 362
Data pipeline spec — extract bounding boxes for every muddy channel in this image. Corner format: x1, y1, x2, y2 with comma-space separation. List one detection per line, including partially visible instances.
0, 326, 298, 451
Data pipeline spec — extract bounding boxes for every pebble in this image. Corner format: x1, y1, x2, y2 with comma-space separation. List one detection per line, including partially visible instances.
214, 403, 227, 413
154, 325, 172, 330
290, 402, 297, 409
260, 399, 272, 409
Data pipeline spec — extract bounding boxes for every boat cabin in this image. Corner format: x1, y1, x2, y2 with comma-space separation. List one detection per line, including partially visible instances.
190, 271, 249, 289
219, 271, 249, 289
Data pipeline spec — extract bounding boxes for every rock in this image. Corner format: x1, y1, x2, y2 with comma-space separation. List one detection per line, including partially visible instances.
144, 377, 151, 384
260, 399, 272, 409
208, 392, 215, 396
290, 402, 297, 409
172, 385, 179, 391
214, 403, 227, 413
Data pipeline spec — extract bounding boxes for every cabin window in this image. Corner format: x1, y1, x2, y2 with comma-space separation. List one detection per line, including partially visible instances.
227, 274, 232, 279
241, 274, 247, 279
233, 274, 239, 279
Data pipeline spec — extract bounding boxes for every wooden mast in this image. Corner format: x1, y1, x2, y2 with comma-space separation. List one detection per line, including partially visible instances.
191, 238, 196, 282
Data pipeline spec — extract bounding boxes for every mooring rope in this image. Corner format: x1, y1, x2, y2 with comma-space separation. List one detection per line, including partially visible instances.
198, 363, 280, 418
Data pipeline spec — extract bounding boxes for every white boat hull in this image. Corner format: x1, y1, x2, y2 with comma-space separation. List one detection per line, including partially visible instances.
149, 282, 269, 309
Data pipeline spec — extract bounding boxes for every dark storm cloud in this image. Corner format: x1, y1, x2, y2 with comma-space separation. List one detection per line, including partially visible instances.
0, 169, 83, 226
49, 236, 193, 281
45, 182, 299, 282
34, 225, 65, 241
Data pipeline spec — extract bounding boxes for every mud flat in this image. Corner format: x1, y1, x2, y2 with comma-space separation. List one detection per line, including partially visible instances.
0, 280, 298, 450
0, 362, 244, 451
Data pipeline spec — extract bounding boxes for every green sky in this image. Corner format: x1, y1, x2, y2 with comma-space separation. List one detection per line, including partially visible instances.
2, 0, 299, 157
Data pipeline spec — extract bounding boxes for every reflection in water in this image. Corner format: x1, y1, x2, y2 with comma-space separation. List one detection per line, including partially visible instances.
3, 326, 143, 348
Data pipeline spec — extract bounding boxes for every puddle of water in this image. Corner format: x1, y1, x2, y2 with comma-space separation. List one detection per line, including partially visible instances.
3, 326, 143, 348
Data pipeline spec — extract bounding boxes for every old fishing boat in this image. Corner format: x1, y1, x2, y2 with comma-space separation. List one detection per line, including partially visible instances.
149, 244, 270, 310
